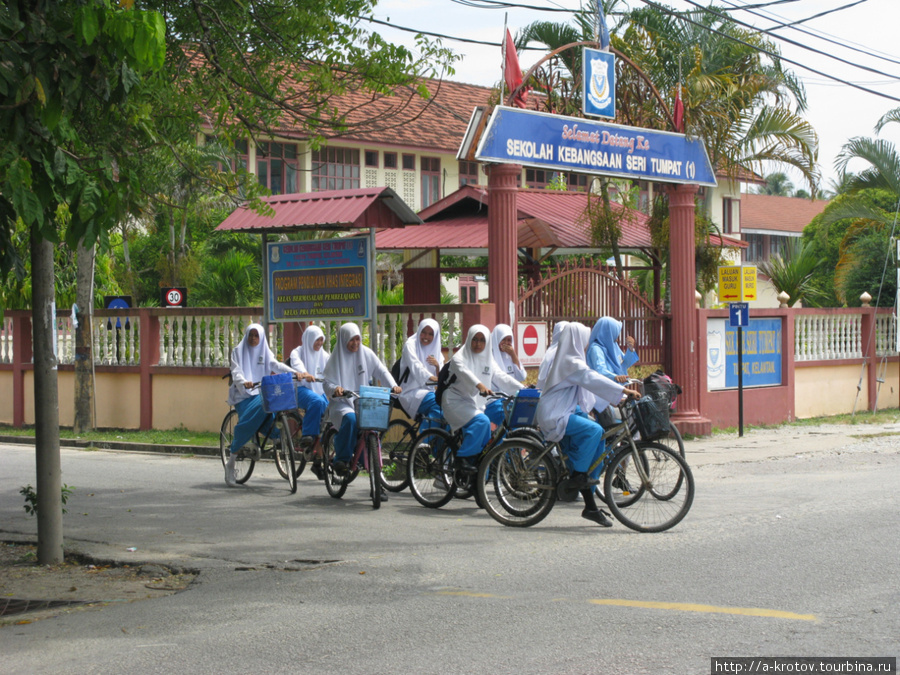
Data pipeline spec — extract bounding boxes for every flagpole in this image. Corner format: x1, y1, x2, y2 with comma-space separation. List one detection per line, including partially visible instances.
501, 12, 508, 105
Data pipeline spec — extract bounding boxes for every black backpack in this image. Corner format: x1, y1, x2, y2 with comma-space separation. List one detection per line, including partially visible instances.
643, 370, 682, 410
434, 361, 457, 407
390, 357, 410, 386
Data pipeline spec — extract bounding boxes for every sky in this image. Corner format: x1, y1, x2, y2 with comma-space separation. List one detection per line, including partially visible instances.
373, 0, 900, 194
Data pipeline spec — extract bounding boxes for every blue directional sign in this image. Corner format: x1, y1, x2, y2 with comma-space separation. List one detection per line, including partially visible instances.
474, 106, 717, 187
729, 302, 749, 328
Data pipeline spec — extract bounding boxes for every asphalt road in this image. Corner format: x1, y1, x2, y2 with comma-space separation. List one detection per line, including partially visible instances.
1, 426, 898, 675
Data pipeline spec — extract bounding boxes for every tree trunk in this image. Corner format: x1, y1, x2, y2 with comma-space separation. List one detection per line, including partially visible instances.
74, 239, 96, 434
600, 182, 625, 280
120, 221, 137, 300
31, 229, 64, 565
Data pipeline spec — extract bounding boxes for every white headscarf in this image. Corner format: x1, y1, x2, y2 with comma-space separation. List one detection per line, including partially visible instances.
234, 323, 276, 387
398, 318, 443, 415
298, 325, 328, 394
537, 321, 569, 390
543, 323, 596, 412
452, 324, 494, 388
551, 320, 569, 345
409, 319, 442, 374
490, 324, 519, 378
323, 323, 368, 391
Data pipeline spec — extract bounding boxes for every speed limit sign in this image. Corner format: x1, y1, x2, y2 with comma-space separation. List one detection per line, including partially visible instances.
161, 287, 188, 308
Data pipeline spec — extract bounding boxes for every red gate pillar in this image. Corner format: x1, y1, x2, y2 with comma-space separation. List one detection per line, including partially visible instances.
667, 184, 711, 435
486, 163, 521, 326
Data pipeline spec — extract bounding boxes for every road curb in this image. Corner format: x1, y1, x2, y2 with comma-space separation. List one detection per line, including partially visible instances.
0, 435, 219, 457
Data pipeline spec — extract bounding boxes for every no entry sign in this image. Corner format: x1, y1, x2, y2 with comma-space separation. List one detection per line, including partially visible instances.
517, 321, 547, 368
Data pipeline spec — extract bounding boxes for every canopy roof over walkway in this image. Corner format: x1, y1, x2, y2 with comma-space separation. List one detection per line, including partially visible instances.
216, 187, 422, 234
375, 185, 742, 257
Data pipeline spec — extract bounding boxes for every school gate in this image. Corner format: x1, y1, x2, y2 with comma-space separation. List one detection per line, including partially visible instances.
517, 258, 669, 370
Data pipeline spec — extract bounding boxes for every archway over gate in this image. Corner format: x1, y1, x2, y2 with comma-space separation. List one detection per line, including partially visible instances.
459, 40, 717, 434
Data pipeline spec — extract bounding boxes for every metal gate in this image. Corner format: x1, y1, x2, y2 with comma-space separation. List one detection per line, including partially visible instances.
517, 259, 669, 369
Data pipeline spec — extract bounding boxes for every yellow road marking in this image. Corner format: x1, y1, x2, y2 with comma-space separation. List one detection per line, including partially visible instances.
588, 599, 817, 621
433, 591, 512, 599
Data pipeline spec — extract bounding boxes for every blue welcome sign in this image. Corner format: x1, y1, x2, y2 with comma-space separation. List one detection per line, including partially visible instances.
475, 106, 717, 187
583, 48, 616, 119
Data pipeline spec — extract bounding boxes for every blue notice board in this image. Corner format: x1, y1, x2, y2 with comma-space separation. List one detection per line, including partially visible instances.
266, 237, 370, 322
707, 317, 783, 390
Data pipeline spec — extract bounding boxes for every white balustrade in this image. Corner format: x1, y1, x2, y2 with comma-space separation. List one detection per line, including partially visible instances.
875, 314, 897, 357
0, 316, 11, 364
795, 313, 863, 361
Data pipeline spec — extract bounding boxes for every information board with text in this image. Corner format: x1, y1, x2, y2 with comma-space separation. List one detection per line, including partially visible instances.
266, 238, 371, 322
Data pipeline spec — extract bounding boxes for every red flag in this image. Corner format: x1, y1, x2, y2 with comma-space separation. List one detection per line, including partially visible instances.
673, 85, 684, 132
504, 29, 528, 108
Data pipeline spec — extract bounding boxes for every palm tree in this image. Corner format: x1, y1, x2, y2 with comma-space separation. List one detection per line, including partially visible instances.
191, 250, 261, 307
620, 6, 819, 196
758, 238, 825, 307
818, 107, 900, 304
758, 172, 794, 196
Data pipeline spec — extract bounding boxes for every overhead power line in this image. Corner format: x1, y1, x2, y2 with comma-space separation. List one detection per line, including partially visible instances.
722, 0, 900, 68
678, 0, 900, 84
634, 0, 900, 103
364, 1, 900, 103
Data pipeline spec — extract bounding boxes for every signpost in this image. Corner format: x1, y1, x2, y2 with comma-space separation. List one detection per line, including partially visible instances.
517, 321, 547, 368
719, 266, 757, 437
161, 287, 187, 308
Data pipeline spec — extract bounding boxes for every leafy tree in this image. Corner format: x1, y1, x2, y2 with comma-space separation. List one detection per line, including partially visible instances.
757, 238, 825, 307
836, 228, 896, 307
1, 0, 453, 565
802, 189, 897, 306
1, 0, 168, 565
620, 5, 819, 195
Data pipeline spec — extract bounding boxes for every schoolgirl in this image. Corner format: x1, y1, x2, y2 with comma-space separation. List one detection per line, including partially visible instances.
443, 324, 522, 468
397, 318, 444, 430
225, 323, 297, 487
323, 323, 400, 476
535, 323, 639, 526
288, 325, 329, 443
587, 317, 639, 384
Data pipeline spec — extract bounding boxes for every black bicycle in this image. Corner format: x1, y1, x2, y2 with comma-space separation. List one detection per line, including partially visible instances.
476, 395, 694, 531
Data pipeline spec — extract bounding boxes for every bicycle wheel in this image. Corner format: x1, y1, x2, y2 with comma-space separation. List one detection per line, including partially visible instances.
603, 442, 694, 533
476, 438, 558, 527
407, 427, 456, 508
367, 433, 381, 510
274, 414, 298, 494
321, 427, 348, 499
655, 421, 686, 458
379, 418, 413, 493
274, 411, 306, 481
220, 409, 255, 484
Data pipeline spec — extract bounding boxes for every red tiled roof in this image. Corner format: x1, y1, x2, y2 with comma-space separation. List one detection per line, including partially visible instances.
376, 186, 653, 251
216, 188, 421, 233
740, 193, 829, 234
273, 78, 493, 153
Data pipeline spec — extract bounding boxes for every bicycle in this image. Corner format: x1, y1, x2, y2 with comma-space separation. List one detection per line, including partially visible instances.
476, 394, 694, 531
320, 386, 394, 510
406, 389, 543, 509
378, 381, 442, 494
219, 375, 305, 493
